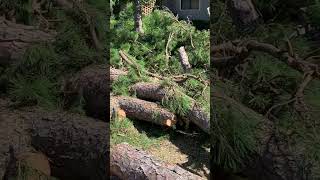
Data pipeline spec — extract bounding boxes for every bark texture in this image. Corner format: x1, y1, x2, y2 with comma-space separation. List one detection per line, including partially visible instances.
134, 0, 144, 34
178, 46, 191, 73
63, 64, 108, 121
29, 109, 109, 180
131, 82, 210, 133
0, 98, 109, 180
0, 17, 56, 66
110, 143, 205, 180
112, 96, 177, 127
227, 0, 259, 32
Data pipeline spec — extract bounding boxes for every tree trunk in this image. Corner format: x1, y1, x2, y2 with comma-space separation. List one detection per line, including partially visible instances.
63, 64, 109, 121
29, 109, 109, 180
0, 98, 109, 180
227, 0, 259, 32
130, 82, 210, 133
134, 0, 144, 34
110, 143, 205, 180
0, 17, 56, 66
178, 46, 191, 73
112, 96, 177, 127
63, 66, 128, 121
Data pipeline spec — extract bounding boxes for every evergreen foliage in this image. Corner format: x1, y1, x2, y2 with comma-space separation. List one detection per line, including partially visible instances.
2, 1, 107, 110
211, 0, 320, 177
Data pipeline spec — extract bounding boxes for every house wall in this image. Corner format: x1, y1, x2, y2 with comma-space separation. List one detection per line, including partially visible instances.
162, 0, 209, 21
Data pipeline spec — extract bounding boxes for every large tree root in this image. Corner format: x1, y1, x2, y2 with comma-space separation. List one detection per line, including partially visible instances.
131, 82, 210, 133
111, 96, 177, 127
0, 17, 56, 66
0, 98, 109, 180
110, 143, 205, 180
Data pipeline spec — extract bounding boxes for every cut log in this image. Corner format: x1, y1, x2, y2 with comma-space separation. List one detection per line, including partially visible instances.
0, 98, 109, 180
0, 17, 56, 66
110, 143, 205, 180
130, 82, 210, 133
110, 96, 126, 120
112, 96, 177, 127
178, 46, 191, 73
63, 64, 108, 121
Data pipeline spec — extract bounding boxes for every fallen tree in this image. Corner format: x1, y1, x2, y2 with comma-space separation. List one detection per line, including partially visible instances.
212, 87, 305, 180
110, 143, 205, 180
0, 98, 109, 180
111, 96, 177, 127
0, 17, 56, 66
130, 82, 210, 133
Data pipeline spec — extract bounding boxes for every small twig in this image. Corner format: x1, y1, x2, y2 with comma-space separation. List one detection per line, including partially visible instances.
265, 98, 296, 118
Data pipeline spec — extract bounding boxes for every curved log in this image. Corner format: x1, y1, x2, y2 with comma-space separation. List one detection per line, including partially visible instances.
110, 143, 205, 180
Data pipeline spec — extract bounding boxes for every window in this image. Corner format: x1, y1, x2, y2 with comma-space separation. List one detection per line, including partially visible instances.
181, 0, 200, 10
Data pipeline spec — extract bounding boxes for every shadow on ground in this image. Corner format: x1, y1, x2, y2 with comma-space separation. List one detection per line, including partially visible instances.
131, 119, 210, 178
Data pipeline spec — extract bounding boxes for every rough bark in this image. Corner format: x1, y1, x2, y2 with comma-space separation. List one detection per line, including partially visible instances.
0, 98, 109, 180
178, 46, 191, 73
0, 17, 56, 66
63, 64, 108, 121
63, 65, 128, 121
29, 109, 109, 180
110, 143, 205, 180
130, 82, 210, 133
227, 0, 259, 32
112, 96, 177, 127
134, 0, 144, 34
